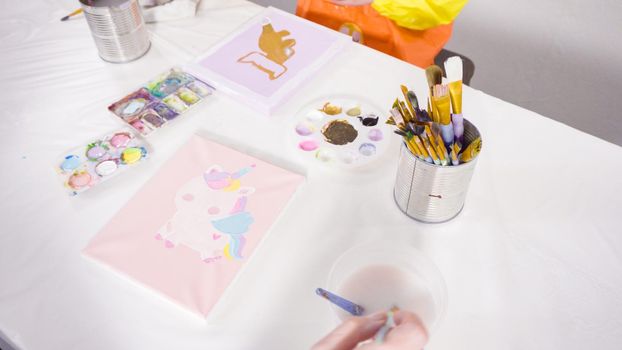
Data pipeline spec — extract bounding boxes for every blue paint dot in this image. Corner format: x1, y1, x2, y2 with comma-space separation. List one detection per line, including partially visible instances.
61, 155, 81, 171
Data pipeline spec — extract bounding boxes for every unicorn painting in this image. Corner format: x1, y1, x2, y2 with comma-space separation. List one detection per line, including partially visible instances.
155, 164, 256, 263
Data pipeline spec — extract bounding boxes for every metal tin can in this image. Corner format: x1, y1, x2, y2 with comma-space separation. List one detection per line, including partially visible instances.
80, 0, 151, 63
393, 119, 481, 223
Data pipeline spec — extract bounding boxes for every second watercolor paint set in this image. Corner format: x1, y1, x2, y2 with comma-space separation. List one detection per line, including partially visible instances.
108, 67, 214, 137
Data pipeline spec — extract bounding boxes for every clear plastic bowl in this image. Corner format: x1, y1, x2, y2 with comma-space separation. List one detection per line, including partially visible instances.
327, 241, 448, 334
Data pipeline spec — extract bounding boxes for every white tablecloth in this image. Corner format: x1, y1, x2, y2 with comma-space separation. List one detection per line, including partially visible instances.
1, 1, 622, 349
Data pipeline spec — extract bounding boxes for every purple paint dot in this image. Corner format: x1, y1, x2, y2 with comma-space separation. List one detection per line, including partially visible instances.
359, 143, 376, 156
368, 129, 383, 142
295, 121, 315, 136
86, 146, 106, 160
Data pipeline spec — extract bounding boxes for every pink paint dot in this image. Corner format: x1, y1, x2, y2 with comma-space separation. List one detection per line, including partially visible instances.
299, 140, 319, 152
68, 173, 91, 189
131, 120, 144, 131
110, 133, 131, 148
208, 206, 220, 215
182, 193, 194, 201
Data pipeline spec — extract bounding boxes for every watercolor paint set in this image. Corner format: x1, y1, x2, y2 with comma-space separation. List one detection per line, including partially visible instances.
108, 68, 213, 136
292, 97, 391, 168
56, 129, 151, 196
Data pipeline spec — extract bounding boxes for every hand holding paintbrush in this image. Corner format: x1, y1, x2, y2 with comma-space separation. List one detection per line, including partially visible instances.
311, 308, 429, 350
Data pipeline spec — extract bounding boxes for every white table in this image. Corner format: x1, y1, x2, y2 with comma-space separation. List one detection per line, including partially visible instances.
2, 1, 622, 349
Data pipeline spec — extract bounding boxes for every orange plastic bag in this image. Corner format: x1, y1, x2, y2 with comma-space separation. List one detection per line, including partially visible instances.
296, 0, 453, 68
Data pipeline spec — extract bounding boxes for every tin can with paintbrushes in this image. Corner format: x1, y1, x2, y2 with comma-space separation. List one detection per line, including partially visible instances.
393, 119, 481, 223
80, 0, 151, 63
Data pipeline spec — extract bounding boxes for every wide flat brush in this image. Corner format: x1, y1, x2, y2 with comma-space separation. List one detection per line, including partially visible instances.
425, 65, 443, 123
444, 56, 464, 143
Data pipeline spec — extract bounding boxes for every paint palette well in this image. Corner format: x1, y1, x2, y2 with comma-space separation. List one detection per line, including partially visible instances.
108, 68, 213, 136
56, 129, 151, 196
292, 97, 390, 168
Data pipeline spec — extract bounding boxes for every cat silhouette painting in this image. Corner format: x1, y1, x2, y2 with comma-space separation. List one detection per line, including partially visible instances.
155, 164, 256, 263
237, 18, 296, 80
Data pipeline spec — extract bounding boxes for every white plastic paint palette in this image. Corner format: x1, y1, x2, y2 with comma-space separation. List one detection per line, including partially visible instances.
292, 97, 390, 168
56, 129, 151, 196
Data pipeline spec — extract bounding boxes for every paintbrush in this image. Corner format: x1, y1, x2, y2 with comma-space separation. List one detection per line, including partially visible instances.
423, 124, 444, 162
394, 129, 408, 137
315, 288, 365, 316
418, 108, 432, 123
400, 85, 418, 121
414, 136, 433, 163
459, 137, 482, 163
432, 84, 454, 149
422, 137, 441, 165
425, 65, 443, 91
390, 107, 406, 128
405, 137, 424, 159
392, 99, 409, 124
395, 100, 412, 123
61, 8, 83, 21
407, 90, 420, 111
444, 56, 464, 144
375, 306, 400, 344
410, 126, 433, 163
450, 142, 460, 165
425, 65, 443, 123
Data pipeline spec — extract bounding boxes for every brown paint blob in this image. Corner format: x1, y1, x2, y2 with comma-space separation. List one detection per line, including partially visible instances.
322, 119, 358, 145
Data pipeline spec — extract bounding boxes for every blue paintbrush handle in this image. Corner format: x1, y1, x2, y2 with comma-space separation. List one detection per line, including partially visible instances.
315, 288, 365, 316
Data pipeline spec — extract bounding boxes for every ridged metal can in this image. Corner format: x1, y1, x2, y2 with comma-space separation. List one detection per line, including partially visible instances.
80, 0, 150, 63
393, 119, 481, 223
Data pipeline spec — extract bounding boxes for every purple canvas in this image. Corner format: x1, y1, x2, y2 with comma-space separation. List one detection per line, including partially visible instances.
197, 8, 341, 98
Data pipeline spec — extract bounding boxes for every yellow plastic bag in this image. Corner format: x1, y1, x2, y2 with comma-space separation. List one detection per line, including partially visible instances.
372, 0, 469, 30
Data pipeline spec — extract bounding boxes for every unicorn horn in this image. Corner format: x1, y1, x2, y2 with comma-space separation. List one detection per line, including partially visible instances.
231, 164, 255, 179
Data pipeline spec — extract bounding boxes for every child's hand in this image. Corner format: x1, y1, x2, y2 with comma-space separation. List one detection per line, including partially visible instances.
311, 310, 428, 350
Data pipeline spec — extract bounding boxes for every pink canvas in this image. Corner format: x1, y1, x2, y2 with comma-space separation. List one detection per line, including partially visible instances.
197, 8, 341, 98
84, 135, 304, 317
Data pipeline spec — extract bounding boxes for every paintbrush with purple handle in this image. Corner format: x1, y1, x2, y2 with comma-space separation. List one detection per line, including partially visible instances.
315, 288, 365, 316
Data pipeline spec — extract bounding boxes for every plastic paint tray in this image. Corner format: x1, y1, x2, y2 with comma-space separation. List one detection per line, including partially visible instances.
291, 96, 391, 169
55, 129, 152, 196
108, 67, 214, 137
